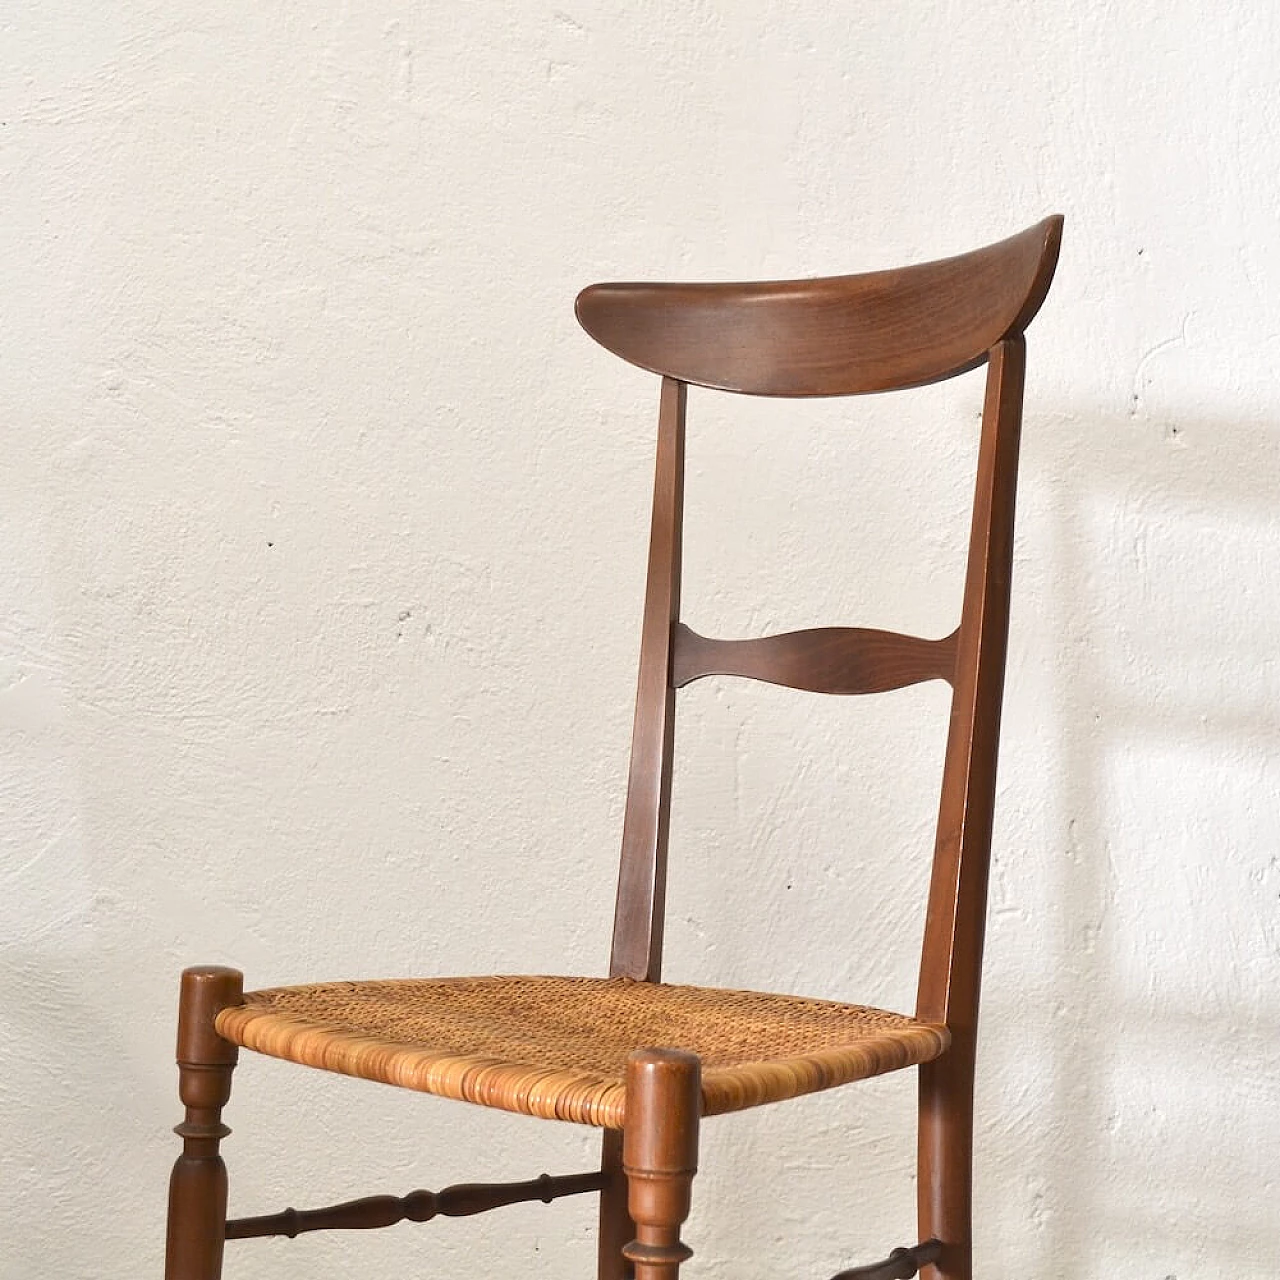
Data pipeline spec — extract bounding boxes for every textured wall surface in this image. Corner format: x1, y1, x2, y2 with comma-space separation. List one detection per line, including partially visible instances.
3, 3, 1278, 1277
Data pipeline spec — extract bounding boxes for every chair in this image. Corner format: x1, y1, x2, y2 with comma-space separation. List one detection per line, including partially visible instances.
163, 215, 1063, 1280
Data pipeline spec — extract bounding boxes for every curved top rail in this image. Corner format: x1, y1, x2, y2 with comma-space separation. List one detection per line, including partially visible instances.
576, 216, 1062, 397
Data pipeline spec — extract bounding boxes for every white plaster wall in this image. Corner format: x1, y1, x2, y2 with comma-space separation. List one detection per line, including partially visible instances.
3, 3, 1277, 1277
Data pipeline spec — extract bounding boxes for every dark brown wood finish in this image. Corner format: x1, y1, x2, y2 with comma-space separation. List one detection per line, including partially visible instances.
914, 338, 1027, 1279
603, 375, 686, 1278
590, 218, 1059, 1280
672, 622, 958, 694
225, 1170, 605, 1240
622, 1050, 701, 1280
830, 1240, 943, 1280
164, 966, 242, 1280
609, 375, 687, 985
160, 217, 1061, 1280
598, 1129, 636, 1280
575, 218, 1060, 397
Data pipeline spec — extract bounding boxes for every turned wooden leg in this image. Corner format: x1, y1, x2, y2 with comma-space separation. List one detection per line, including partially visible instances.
599, 1128, 636, 1280
917, 1038, 975, 1280
622, 1049, 700, 1280
164, 966, 243, 1280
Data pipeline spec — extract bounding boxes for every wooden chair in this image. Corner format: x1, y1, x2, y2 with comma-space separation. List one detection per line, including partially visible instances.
163, 216, 1063, 1280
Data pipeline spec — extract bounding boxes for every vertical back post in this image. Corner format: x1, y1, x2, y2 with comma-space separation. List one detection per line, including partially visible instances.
609, 376, 688, 983
917, 335, 1025, 1023
915, 336, 1026, 1278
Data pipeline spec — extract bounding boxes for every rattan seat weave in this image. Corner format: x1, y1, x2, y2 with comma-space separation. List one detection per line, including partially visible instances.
215, 975, 949, 1128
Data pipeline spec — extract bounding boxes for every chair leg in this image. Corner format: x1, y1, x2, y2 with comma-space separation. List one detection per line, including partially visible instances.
916, 1042, 975, 1280
599, 1128, 636, 1280
164, 967, 243, 1280
621, 1049, 700, 1280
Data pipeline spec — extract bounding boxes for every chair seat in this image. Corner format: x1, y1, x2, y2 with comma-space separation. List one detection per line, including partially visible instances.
215, 975, 949, 1127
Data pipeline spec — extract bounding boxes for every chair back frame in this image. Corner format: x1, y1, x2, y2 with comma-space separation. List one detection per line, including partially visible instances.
159, 220, 1062, 1280
579, 218, 1061, 1030
580, 218, 1060, 1280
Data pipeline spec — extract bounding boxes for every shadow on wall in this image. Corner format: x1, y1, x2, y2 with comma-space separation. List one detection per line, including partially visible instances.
995, 404, 1280, 1278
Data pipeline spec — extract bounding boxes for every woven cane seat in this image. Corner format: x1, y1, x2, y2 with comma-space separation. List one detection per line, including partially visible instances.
215, 975, 949, 1128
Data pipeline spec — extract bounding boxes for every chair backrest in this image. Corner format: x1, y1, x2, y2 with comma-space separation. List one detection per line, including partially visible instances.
576, 217, 1062, 1040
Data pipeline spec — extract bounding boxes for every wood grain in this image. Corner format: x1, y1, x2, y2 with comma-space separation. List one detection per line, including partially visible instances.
609, 376, 686, 984
829, 1239, 943, 1280
162, 217, 1062, 1280
915, 338, 1027, 1279
672, 623, 957, 694
225, 1171, 605, 1240
164, 967, 242, 1280
576, 218, 1061, 397
622, 1050, 700, 1280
